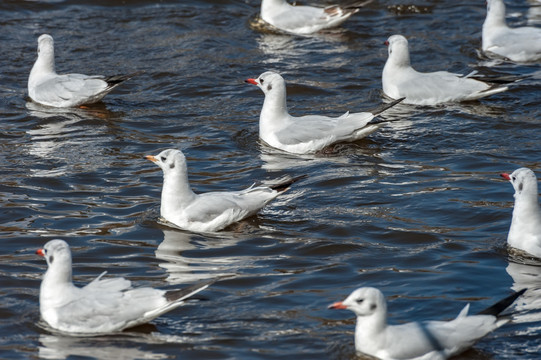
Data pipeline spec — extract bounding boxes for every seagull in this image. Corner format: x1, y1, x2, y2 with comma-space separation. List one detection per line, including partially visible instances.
37, 239, 211, 334
329, 286, 526, 360
501, 168, 541, 258
483, 0, 541, 62
245, 71, 404, 154
28, 34, 140, 108
259, 0, 372, 35
146, 148, 306, 232
382, 35, 515, 105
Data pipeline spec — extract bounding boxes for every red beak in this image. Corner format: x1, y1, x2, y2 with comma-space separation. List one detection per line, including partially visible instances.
328, 301, 347, 309
36, 249, 45, 256
384, 40, 389, 46
500, 173, 511, 180
245, 78, 258, 85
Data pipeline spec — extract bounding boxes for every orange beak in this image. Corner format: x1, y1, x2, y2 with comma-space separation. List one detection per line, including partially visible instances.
145, 155, 158, 163
328, 301, 347, 310
36, 249, 45, 256
500, 173, 511, 180
384, 40, 389, 46
244, 78, 258, 85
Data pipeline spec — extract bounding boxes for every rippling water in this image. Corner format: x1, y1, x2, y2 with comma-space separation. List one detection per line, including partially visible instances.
1, 0, 541, 359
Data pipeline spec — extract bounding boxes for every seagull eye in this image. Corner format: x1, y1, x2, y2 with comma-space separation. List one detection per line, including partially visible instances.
160, 156, 166, 162
512, 176, 516, 181
356, 299, 364, 304
260, 78, 264, 84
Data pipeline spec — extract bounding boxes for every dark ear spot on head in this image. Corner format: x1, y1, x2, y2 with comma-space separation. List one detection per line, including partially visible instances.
370, 303, 377, 311
169, 163, 175, 169
267, 84, 272, 91
518, 182, 523, 192
49, 255, 54, 264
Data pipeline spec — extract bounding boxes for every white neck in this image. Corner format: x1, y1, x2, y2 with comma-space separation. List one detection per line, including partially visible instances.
161, 167, 197, 215
354, 312, 387, 354
389, 44, 411, 68
40, 252, 73, 305
485, 1, 507, 29
29, 48, 56, 88
259, 83, 289, 138
512, 190, 541, 223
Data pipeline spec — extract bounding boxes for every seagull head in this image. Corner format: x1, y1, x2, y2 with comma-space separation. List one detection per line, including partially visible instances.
501, 167, 539, 200
245, 71, 286, 96
385, 34, 411, 67
37, 239, 72, 271
37, 34, 54, 56
146, 149, 188, 175
329, 287, 387, 317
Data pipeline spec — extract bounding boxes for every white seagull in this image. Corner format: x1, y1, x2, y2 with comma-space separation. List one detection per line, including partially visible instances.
245, 71, 404, 154
483, 0, 541, 62
329, 287, 526, 360
146, 148, 306, 232
37, 239, 210, 334
382, 35, 513, 105
501, 168, 541, 258
28, 34, 139, 108
259, 0, 372, 35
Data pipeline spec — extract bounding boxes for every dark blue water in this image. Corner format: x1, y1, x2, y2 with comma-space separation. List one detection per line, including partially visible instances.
1, 0, 541, 359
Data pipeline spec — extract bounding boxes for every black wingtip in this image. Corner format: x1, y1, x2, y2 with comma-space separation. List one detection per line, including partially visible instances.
271, 174, 308, 192
470, 73, 531, 85
477, 288, 527, 316
104, 70, 145, 87
164, 279, 214, 303
369, 97, 405, 116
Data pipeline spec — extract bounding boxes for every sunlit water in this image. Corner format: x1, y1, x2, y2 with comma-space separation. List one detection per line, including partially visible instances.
1, 0, 541, 359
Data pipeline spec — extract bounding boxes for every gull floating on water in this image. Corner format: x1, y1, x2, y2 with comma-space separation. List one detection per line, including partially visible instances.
146, 148, 306, 232
245, 71, 404, 154
37, 239, 210, 334
483, 0, 541, 62
259, 0, 372, 35
28, 34, 140, 108
382, 34, 516, 105
501, 168, 541, 258
329, 286, 526, 360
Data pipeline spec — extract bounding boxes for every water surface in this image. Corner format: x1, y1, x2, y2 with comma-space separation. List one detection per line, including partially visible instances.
1, 0, 541, 359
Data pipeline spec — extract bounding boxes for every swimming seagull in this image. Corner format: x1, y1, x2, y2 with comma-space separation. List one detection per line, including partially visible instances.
28, 34, 140, 108
382, 34, 516, 105
329, 286, 526, 360
501, 168, 541, 258
483, 0, 541, 62
245, 71, 404, 154
37, 239, 211, 334
259, 0, 372, 35
146, 148, 306, 232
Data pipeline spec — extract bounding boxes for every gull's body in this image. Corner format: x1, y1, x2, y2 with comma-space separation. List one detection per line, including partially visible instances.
260, 0, 370, 35
501, 168, 541, 258
382, 35, 511, 105
246, 71, 403, 154
146, 149, 305, 232
329, 287, 525, 360
37, 239, 210, 334
28, 34, 138, 108
483, 0, 541, 62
